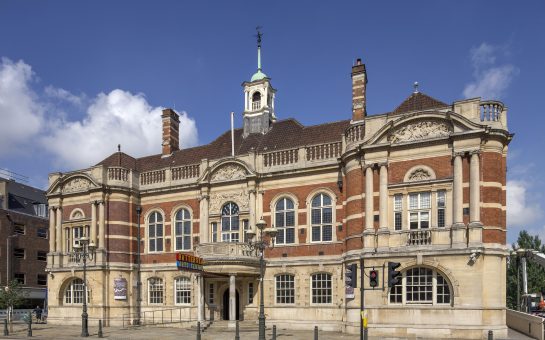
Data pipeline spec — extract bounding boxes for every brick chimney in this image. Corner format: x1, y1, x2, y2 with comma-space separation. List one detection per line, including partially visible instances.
161, 108, 180, 157
351, 58, 367, 122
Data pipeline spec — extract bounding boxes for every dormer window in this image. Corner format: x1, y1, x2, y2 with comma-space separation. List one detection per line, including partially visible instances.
252, 92, 261, 110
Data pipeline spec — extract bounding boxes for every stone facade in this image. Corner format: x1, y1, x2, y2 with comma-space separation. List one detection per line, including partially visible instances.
45, 58, 511, 339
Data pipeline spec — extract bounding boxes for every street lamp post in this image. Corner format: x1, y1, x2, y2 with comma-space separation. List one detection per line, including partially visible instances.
72, 236, 96, 337
245, 218, 277, 340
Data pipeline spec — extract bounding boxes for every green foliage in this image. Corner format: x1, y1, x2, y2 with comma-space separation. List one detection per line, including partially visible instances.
0, 279, 26, 310
507, 231, 545, 310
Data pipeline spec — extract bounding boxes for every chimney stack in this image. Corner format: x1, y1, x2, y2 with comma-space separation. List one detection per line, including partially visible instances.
351, 58, 367, 122
161, 108, 180, 157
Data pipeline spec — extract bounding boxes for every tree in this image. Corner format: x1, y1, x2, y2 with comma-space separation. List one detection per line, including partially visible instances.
0, 279, 26, 330
507, 231, 545, 310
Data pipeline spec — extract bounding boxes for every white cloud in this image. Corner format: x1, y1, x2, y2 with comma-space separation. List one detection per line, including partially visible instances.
42, 89, 199, 169
507, 180, 543, 227
463, 42, 519, 99
0, 58, 44, 155
0, 57, 199, 171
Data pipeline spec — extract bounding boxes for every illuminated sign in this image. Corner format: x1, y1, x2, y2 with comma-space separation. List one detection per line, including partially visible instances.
176, 253, 205, 272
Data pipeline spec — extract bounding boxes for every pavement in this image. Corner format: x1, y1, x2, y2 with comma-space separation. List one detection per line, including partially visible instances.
0, 323, 535, 340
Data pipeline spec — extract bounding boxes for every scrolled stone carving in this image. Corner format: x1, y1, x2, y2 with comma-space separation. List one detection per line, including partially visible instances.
63, 177, 92, 193
209, 190, 250, 213
210, 164, 246, 182
408, 169, 431, 182
389, 120, 451, 143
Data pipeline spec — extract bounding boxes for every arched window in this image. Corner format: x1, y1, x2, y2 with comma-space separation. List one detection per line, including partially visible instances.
64, 278, 89, 304
275, 274, 295, 304
389, 267, 452, 305
221, 202, 240, 242
275, 197, 295, 244
252, 92, 261, 110
311, 193, 333, 242
148, 278, 164, 304
311, 273, 332, 304
148, 211, 164, 252
174, 277, 191, 304
174, 209, 191, 251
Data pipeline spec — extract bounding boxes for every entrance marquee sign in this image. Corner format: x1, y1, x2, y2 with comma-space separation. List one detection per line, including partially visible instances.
176, 253, 205, 272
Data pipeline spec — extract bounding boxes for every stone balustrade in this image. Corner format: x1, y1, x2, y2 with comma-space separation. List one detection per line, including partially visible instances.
480, 100, 504, 122
171, 164, 200, 181
107, 167, 130, 181
263, 148, 298, 167
366, 227, 472, 251
140, 169, 166, 185
306, 141, 342, 161
195, 242, 259, 262
345, 122, 365, 144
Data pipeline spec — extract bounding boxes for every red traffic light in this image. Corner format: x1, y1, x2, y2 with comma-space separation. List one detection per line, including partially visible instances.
369, 269, 378, 288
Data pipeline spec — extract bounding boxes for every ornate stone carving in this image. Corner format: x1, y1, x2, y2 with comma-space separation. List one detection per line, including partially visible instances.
389, 120, 451, 143
63, 177, 92, 193
210, 164, 246, 182
209, 190, 249, 213
408, 169, 431, 182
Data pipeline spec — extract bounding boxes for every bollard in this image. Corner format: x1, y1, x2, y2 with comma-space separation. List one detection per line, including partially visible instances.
196, 321, 201, 340
3, 319, 8, 336
488, 330, 493, 340
98, 320, 104, 338
234, 320, 240, 340
364, 327, 368, 340
272, 325, 276, 340
314, 325, 318, 340
27, 311, 32, 337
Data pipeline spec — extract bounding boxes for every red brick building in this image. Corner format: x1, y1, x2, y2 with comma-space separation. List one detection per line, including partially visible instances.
0, 177, 49, 308
46, 46, 511, 338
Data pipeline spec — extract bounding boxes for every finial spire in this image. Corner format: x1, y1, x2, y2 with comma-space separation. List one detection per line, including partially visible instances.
413, 81, 419, 94
256, 26, 263, 71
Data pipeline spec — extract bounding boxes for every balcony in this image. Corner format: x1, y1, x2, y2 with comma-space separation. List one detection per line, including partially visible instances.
195, 242, 260, 274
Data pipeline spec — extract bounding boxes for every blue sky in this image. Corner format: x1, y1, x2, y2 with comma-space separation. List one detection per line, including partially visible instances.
0, 0, 544, 244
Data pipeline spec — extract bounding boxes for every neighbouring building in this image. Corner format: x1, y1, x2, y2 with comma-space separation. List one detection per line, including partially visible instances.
0, 176, 49, 308
45, 38, 511, 338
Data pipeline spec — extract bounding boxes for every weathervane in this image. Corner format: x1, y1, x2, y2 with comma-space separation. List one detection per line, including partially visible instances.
256, 26, 263, 48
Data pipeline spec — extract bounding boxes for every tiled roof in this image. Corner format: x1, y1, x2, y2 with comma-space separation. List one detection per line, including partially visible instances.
96, 118, 351, 172
392, 92, 448, 115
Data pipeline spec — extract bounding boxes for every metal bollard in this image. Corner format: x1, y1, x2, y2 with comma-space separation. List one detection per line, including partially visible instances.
488, 330, 493, 340
3, 319, 8, 336
196, 321, 201, 340
314, 325, 318, 340
27, 311, 32, 337
234, 320, 240, 340
98, 320, 104, 338
272, 325, 276, 340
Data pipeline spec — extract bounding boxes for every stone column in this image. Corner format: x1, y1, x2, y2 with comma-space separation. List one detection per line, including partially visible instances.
197, 274, 204, 322
379, 164, 388, 229
98, 201, 105, 249
365, 166, 374, 230
229, 275, 236, 326
91, 201, 97, 245
199, 190, 209, 243
49, 207, 56, 253
469, 152, 481, 223
56, 207, 62, 252
453, 154, 463, 225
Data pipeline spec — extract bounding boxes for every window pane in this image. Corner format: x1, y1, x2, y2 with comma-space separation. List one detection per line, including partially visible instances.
156, 238, 163, 252
276, 212, 285, 227
286, 228, 295, 244
420, 192, 431, 208
312, 195, 321, 207
285, 212, 295, 226
437, 190, 446, 207
312, 226, 321, 242
322, 225, 332, 241
409, 194, 418, 210
276, 228, 285, 244
322, 195, 331, 206
311, 209, 321, 224
286, 199, 294, 209
276, 199, 285, 211
322, 208, 332, 223
394, 195, 402, 211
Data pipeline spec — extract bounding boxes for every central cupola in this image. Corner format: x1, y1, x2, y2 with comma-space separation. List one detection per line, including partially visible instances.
242, 28, 276, 137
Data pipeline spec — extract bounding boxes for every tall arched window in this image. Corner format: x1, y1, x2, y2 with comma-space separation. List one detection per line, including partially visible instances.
148, 211, 164, 252
221, 202, 240, 242
174, 209, 191, 251
252, 91, 261, 110
64, 278, 89, 304
389, 267, 452, 305
311, 193, 333, 242
275, 197, 295, 244
174, 277, 191, 304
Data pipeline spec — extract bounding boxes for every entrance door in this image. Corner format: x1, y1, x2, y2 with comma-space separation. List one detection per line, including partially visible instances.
222, 289, 240, 320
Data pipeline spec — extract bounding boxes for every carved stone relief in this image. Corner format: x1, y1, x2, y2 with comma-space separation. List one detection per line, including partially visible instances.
209, 190, 249, 213
408, 169, 431, 182
389, 120, 451, 143
63, 177, 92, 193
210, 164, 246, 182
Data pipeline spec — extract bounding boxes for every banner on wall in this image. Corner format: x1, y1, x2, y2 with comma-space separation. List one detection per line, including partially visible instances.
114, 277, 128, 300
176, 253, 205, 272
